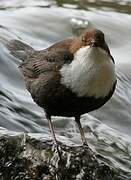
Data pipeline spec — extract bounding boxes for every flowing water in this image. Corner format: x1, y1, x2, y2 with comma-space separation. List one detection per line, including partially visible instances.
0, 0, 131, 178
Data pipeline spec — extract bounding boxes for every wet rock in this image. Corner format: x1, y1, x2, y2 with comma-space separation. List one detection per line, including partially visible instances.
0, 133, 123, 180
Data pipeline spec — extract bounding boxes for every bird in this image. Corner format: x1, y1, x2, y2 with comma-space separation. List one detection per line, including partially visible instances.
7, 29, 117, 149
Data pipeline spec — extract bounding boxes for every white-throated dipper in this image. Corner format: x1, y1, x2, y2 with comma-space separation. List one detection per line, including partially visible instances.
8, 29, 117, 149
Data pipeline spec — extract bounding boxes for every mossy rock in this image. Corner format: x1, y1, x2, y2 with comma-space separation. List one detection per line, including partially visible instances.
0, 133, 123, 180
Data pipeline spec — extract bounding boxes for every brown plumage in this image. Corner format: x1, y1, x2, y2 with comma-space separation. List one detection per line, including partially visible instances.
8, 29, 116, 148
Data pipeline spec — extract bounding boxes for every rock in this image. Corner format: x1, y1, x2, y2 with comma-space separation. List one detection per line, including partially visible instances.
0, 133, 123, 180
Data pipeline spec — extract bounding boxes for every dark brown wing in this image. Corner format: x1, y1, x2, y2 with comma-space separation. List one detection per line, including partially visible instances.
19, 47, 74, 101
19, 47, 73, 77
7, 38, 74, 90
8, 39, 74, 107
32, 48, 74, 76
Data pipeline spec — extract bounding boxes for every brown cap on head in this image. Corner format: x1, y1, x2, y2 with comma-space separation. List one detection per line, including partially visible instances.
69, 29, 110, 54
82, 29, 105, 47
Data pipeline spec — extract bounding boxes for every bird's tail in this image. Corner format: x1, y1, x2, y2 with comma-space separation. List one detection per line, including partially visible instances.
7, 39, 34, 61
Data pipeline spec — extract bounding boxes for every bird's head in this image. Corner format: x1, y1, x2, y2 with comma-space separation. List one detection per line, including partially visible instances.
70, 29, 111, 56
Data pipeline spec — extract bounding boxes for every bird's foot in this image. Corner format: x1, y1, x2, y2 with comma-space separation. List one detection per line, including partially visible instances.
50, 143, 66, 180
82, 141, 89, 149
52, 142, 62, 160
82, 141, 94, 156
83, 142, 88, 146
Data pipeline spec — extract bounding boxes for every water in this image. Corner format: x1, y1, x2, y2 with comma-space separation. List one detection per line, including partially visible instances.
0, 0, 131, 178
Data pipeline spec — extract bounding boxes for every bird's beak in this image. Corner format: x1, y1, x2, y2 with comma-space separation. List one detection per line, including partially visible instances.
90, 39, 98, 48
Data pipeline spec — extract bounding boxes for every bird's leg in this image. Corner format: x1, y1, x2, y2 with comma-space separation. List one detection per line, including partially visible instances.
75, 115, 88, 146
46, 113, 57, 145
45, 113, 61, 157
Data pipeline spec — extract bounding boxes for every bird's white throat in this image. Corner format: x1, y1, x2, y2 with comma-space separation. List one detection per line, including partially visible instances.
60, 46, 116, 98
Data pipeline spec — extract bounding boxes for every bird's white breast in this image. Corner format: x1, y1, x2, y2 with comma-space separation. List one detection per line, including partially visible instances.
60, 46, 116, 98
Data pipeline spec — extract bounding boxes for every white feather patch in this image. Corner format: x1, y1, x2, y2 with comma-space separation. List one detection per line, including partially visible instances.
60, 46, 116, 98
